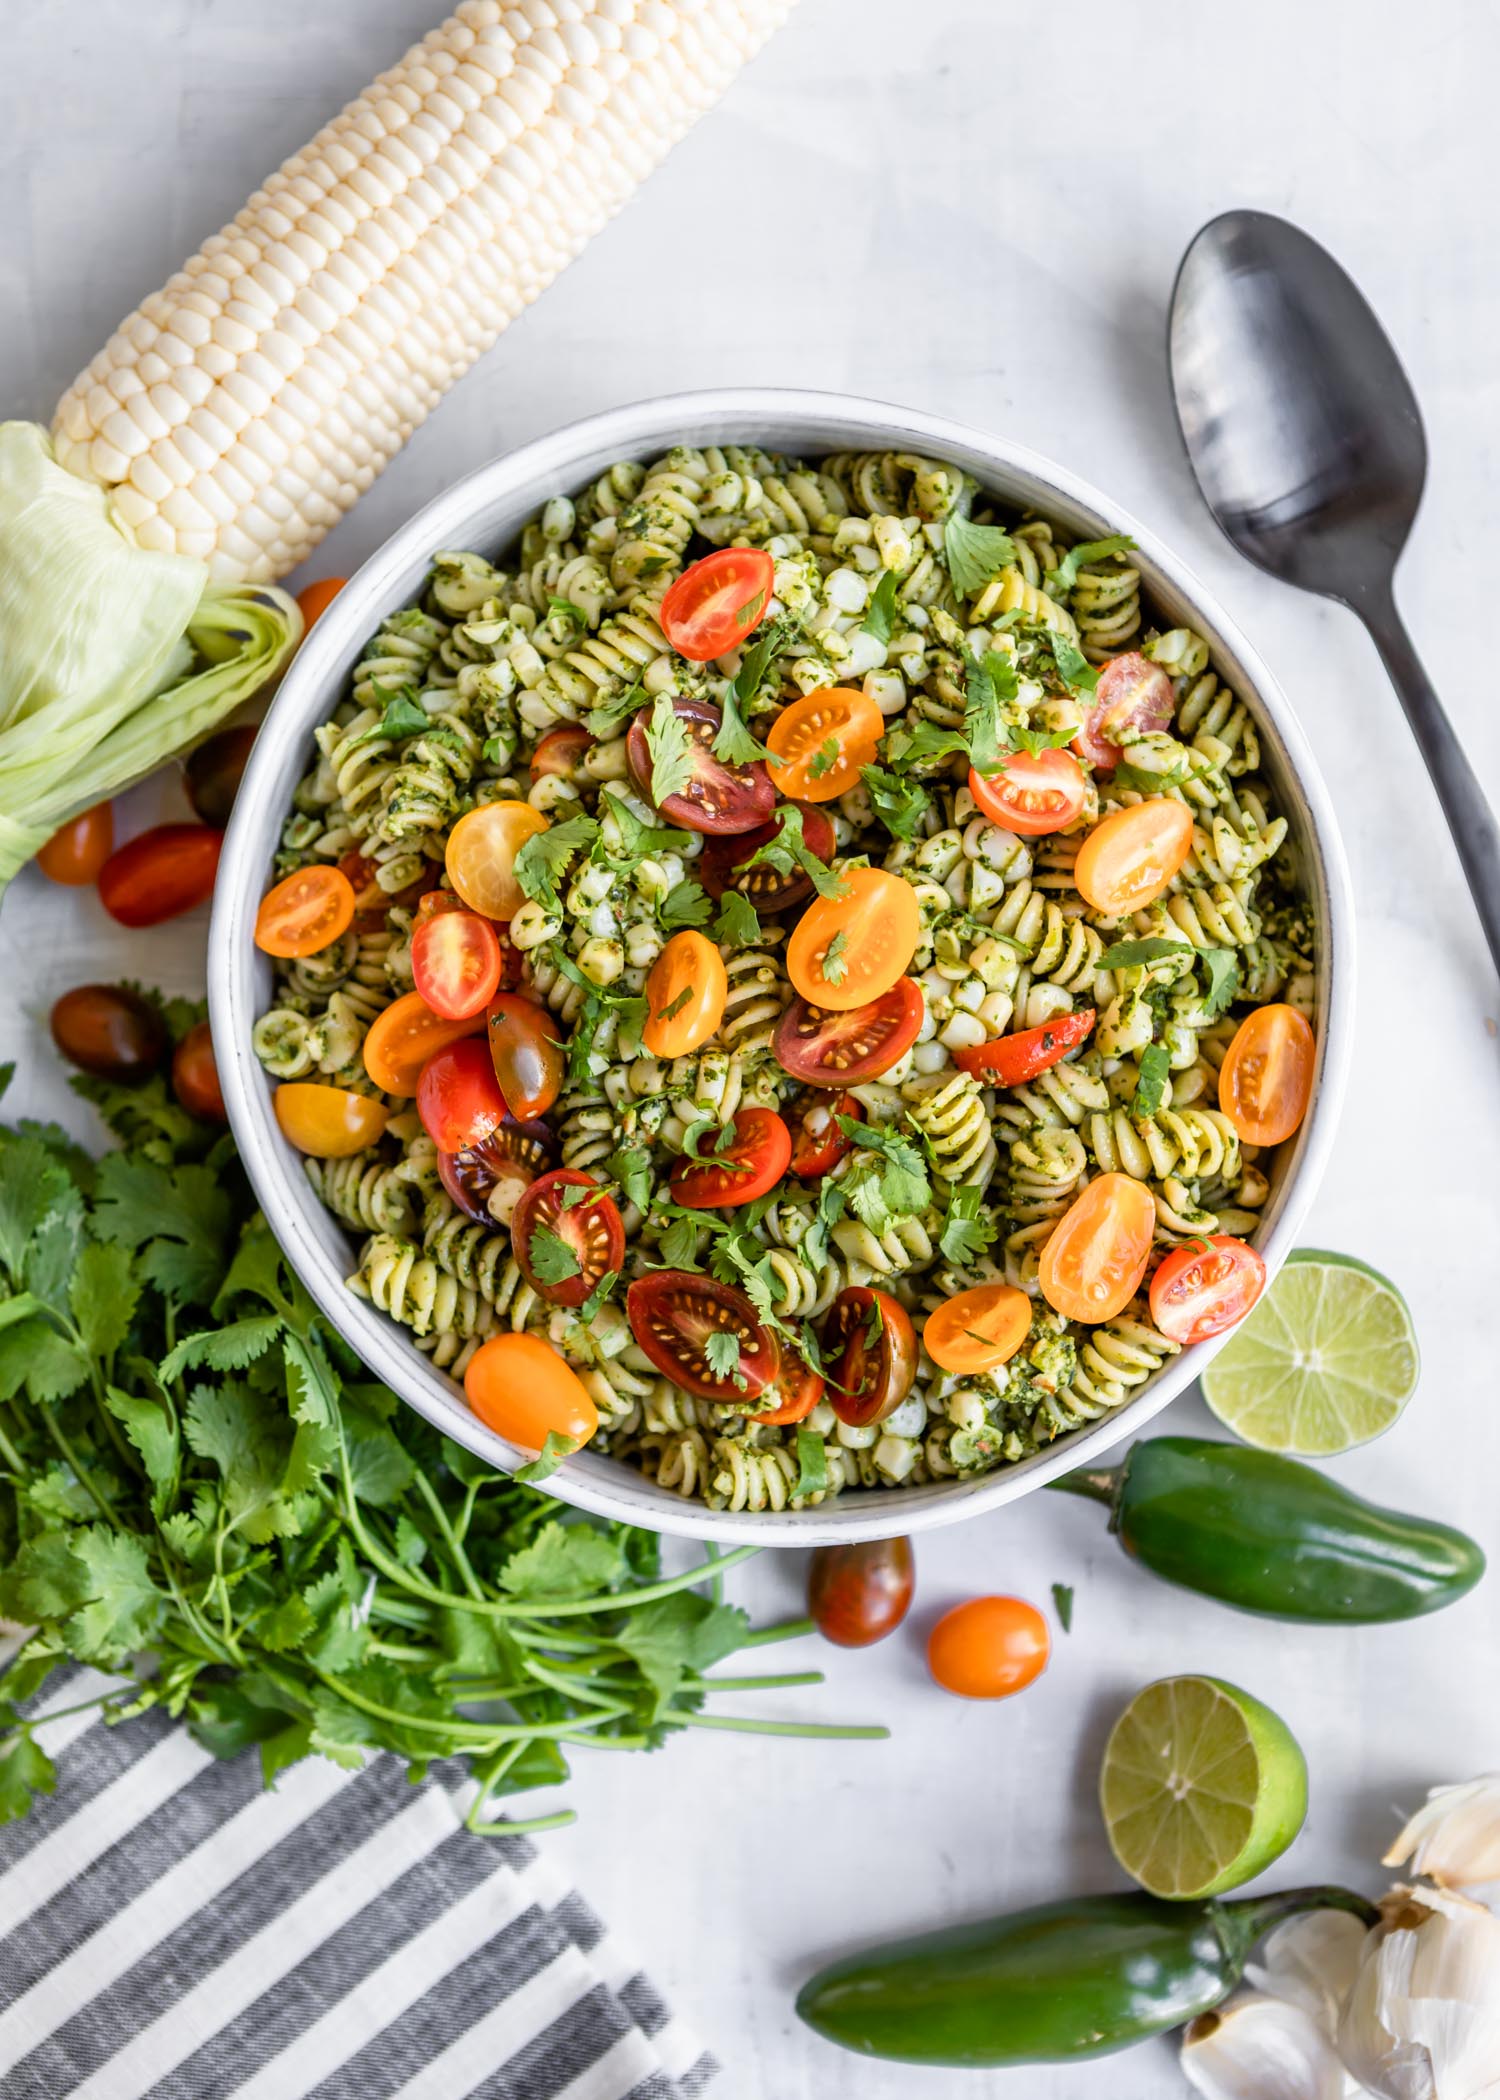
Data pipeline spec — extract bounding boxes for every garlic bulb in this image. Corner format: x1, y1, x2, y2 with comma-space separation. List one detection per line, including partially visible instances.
1249, 1908, 1371, 2033
1338, 1886, 1500, 2100
1182, 1992, 1351, 2100
1385, 1778, 1500, 1902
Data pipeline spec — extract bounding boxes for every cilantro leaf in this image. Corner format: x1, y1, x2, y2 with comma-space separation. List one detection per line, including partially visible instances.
660, 880, 714, 931
741, 803, 847, 901
499, 1521, 626, 1600
0, 1136, 74, 1279
160, 1316, 282, 1384
1050, 633, 1100, 695
645, 691, 695, 809
713, 890, 762, 946
1051, 1581, 1075, 1633
658, 1214, 703, 1269
943, 513, 1016, 596
105, 1385, 179, 1491
1200, 947, 1242, 1018
840, 1119, 931, 1227
861, 569, 900, 643
0, 1731, 56, 1825
513, 1432, 581, 1484
577, 1267, 619, 1323
526, 1221, 582, 1289
597, 790, 692, 863
939, 1184, 997, 1267
1100, 937, 1194, 971
346, 685, 430, 747
1133, 1042, 1171, 1120
731, 612, 800, 711
606, 1144, 654, 1211
713, 682, 768, 766
1047, 535, 1136, 596
1113, 760, 1191, 794
704, 1331, 743, 1387
513, 810, 600, 915
861, 763, 931, 843
614, 1591, 749, 1710
807, 737, 840, 781
92, 1154, 231, 1305
547, 595, 588, 632
585, 679, 648, 740
822, 929, 850, 987
69, 1528, 163, 1662
963, 648, 1021, 775
794, 1428, 828, 1500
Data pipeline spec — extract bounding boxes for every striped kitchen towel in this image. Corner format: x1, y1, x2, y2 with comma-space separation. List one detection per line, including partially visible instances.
0, 1668, 716, 2100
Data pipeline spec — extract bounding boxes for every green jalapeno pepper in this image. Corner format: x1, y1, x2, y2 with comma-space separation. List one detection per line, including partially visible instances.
796, 1885, 1376, 2068
1051, 1435, 1484, 1622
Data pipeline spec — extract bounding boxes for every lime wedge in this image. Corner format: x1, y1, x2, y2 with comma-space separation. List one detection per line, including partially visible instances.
1100, 1674, 1307, 1900
1198, 1249, 1418, 1456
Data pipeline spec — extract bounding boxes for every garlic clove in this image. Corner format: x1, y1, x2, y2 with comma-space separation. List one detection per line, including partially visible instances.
1337, 1885, 1500, 2100
1182, 1991, 1351, 2100
1384, 1777, 1500, 1903
1248, 1908, 1371, 2035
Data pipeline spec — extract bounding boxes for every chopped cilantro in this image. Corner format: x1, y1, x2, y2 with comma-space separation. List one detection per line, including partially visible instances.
713, 890, 761, 946
741, 804, 847, 901
525, 1221, 582, 1288
822, 928, 850, 986
794, 1428, 829, 1500
1113, 760, 1191, 794
598, 789, 693, 862
607, 1143, 655, 1211
939, 1184, 997, 1266
1051, 1581, 1074, 1633
808, 737, 841, 781
1100, 937, 1193, 971
1133, 1042, 1171, 1120
585, 679, 648, 739
512, 811, 600, 915
705, 1331, 744, 1387
736, 587, 768, 631
838, 1118, 931, 1230
861, 763, 932, 842
658, 1213, 703, 1269
514, 1431, 581, 1483
1200, 947, 1241, 1018
1047, 535, 1136, 596
547, 596, 588, 632
577, 1268, 619, 1323
660, 880, 714, 930
654, 985, 693, 1027
731, 611, 800, 711
1050, 633, 1100, 695
943, 513, 1017, 596
346, 685, 430, 748
644, 691, 695, 809
861, 568, 900, 643
713, 681, 768, 766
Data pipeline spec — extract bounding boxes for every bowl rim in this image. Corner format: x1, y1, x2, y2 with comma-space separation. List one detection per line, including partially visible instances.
209, 385, 1356, 1546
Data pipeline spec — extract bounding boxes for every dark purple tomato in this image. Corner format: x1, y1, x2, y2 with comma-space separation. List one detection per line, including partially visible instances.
184, 725, 259, 828
50, 985, 167, 1083
809, 1537, 916, 1648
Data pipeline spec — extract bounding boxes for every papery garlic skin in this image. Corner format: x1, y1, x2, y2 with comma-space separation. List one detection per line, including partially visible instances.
1385, 1778, 1500, 1902
1249, 1909, 1370, 2034
1182, 1991, 1351, 2100
1338, 1886, 1500, 2100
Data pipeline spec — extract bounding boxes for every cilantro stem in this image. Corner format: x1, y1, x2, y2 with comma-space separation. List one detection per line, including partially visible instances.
411, 1470, 483, 1602
739, 1616, 814, 1646
669, 1712, 890, 1739
0, 1412, 24, 1475
37, 1411, 116, 1525
523, 1659, 635, 1711
690, 1670, 824, 1692
367, 1640, 433, 1665
319, 1671, 633, 1744
469, 1806, 578, 1837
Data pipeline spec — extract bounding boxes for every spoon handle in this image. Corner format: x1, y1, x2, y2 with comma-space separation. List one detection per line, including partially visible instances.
1360, 590, 1500, 975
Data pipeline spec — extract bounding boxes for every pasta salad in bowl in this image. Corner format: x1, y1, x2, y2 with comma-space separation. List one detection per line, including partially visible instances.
211, 391, 1352, 1543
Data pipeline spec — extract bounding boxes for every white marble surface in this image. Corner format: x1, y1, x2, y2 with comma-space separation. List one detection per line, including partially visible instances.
6, 2, 1500, 2093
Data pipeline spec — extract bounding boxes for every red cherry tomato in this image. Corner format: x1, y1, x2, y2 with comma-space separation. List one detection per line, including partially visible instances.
1149, 1235, 1268, 1345
968, 749, 1088, 836
437, 1117, 558, 1226
416, 1038, 508, 1155
295, 576, 347, 629
486, 994, 565, 1120
511, 1169, 626, 1309
659, 548, 775, 662
756, 1358, 826, 1427
37, 804, 114, 886
789, 1091, 863, 1178
626, 697, 775, 835
669, 1108, 792, 1209
184, 725, 258, 827
699, 802, 838, 912
1073, 651, 1175, 771
822, 1287, 917, 1428
171, 1020, 226, 1122
412, 909, 503, 1020
954, 1010, 1096, 1087
809, 1537, 915, 1647
530, 724, 596, 776
98, 824, 222, 927
773, 979, 924, 1086
50, 985, 166, 1081
928, 1596, 1050, 1699
625, 1271, 781, 1402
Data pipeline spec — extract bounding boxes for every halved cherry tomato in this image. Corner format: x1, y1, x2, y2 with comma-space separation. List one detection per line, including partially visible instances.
37, 803, 113, 885
659, 547, 775, 662
1150, 1234, 1268, 1345
446, 801, 549, 920
928, 1595, 1050, 1699
969, 749, 1088, 836
417, 1038, 508, 1154
1219, 1003, 1316, 1147
50, 985, 166, 1081
172, 1020, 226, 1122
339, 850, 434, 930
822, 1286, 917, 1428
1073, 651, 1174, 771
924, 1285, 1032, 1375
626, 698, 775, 835
511, 1169, 626, 1308
464, 1331, 598, 1455
809, 1537, 914, 1647
362, 991, 486, 1096
773, 979, 924, 1085
627, 1271, 782, 1402
1039, 1172, 1156, 1323
790, 1090, 863, 1177
765, 687, 884, 802
412, 909, 503, 1020
254, 865, 356, 959
185, 725, 258, 827
274, 1082, 389, 1157
486, 993, 565, 1118
437, 1117, 557, 1226
295, 576, 347, 629
1075, 797, 1194, 915
757, 1358, 826, 1428
641, 931, 728, 1058
787, 867, 921, 1012
954, 1009, 1096, 1087
98, 824, 222, 927
699, 801, 838, 912
530, 724, 596, 777
670, 1108, 792, 1209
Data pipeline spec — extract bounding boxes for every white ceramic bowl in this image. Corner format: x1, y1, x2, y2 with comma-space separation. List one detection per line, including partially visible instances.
210, 388, 1354, 1546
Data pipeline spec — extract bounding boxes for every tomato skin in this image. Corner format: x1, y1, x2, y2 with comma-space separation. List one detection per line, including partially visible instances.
774, 980, 924, 1086
756, 1359, 825, 1427
670, 1108, 793, 1209
511, 1169, 626, 1308
954, 1010, 1096, 1087
641, 931, 728, 1058
362, 991, 486, 1097
928, 1596, 1050, 1700
786, 868, 921, 1012
530, 724, 595, 777
924, 1285, 1032, 1374
98, 824, 222, 927
822, 1287, 918, 1428
184, 725, 258, 827
254, 865, 356, 959
412, 910, 503, 1020
171, 1021, 226, 1122
1075, 797, 1194, 916
968, 749, 1087, 836
275, 1082, 389, 1157
486, 993, 565, 1119
445, 801, 549, 920
417, 1038, 509, 1156
790, 1091, 863, 1178
1149, 1235, 1268, 1345
37, 803, 113, 885
1219, 1004, 1316, 1147
437, 1117, 558, 1225
1039, 1172, 1156, 1324
809, 1537, 915, 1648
659, 548, 775, 662
626, 698, 776, 835
337, 850, 432, 931
625, 1271, 781, 1402
699, 802, 838, 913
1073, 652, 1175, 771
50, 985, 166, 1081
464, 1332, 599, 1455
765, 687, 885, 802
295, 576, 347, 628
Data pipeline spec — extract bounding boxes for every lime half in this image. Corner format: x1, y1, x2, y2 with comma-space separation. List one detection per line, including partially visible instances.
1100, 1674, 1307, 1900
1198, 1249, 1418, 1456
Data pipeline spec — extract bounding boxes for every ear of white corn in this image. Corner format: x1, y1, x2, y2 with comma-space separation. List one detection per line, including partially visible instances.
51, 0, 797, 588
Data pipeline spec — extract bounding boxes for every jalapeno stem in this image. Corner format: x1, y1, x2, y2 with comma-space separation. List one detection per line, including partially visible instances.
1223, 1883, 1380, 1955
1047, 1465, 1119, 1508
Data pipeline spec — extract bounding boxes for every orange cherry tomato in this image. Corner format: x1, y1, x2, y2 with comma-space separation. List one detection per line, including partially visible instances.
669, 1108, 793, 1209
659, 548, 774, 662
98, 823, 222, 927
968, 750, 1088, 836
1039, 1172, 1156, 1323
1149, 1235, 1268, 1345
37, 803, 113, 886
809, 1537, 915, 1647
296, 576, 347, 629
954, 1010, 1096, 1087
254, 865, 356, 959
765, 687, 885, 802
923, 1284, 1033, 1375
486, 993, 565, 1119
1075, 797, 1194, 915
463, 1332, 599, 1455
412, 909, 503, 1019
642, 931, 728, 1057
928, 1595, 1050, 1700
445, 801, 549, 921
786, 867, 920, 1012
362, 991, 486, 1096
1219, 1003, 1316, 1146
756, 1358, 826, 1427
274, 1082, 389, 1157
172, 1020, 226, 1122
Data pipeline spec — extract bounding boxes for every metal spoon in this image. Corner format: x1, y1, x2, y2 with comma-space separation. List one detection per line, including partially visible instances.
1169, 208, 1500, 972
